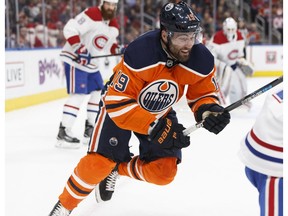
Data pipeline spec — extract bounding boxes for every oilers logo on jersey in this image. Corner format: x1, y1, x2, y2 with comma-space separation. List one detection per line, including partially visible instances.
138, 80, 178, 113
109, 137, 118, 146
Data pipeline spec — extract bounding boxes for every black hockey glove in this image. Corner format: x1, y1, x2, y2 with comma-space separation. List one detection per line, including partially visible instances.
149, 118, 190, 149
195, 103, 230, 134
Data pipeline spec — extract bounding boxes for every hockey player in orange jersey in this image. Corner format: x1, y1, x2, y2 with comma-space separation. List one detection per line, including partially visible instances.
48, 2, 231, 215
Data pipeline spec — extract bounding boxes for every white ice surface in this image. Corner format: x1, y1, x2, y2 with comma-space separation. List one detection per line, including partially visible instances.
5, 77, 283, 216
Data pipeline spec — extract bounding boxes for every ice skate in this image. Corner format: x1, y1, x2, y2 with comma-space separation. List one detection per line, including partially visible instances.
95, 165, 119, 202
83, 120, 94, 145
48, 200, 71, 216
56, 123, 81, 149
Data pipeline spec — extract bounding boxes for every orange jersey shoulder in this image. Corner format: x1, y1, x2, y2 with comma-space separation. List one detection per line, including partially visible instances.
104, 31, 219, 134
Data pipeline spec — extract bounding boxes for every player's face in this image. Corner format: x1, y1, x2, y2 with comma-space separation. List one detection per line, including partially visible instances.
169, 32, 196, 62
101, 2, 117, 20
224, 28, 236, 41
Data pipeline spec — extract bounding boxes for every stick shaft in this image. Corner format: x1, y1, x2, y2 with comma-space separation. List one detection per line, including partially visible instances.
91, 53, 123, 59
183, 76, 283, 136
225, 76, 283, 112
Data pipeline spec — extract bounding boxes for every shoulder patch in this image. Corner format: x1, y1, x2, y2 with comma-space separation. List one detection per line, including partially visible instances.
84, 7, 102, 21
124, 30, 164, 70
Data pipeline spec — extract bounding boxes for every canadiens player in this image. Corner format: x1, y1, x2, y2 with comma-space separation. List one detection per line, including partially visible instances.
207, 17, 254, 107
56, 0, 121, 148
238, 87, 283, 216
48, 2, 231, 215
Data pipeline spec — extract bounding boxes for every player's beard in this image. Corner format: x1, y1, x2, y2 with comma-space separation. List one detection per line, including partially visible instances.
168, 44, 191, 63
101, 6, 116, 20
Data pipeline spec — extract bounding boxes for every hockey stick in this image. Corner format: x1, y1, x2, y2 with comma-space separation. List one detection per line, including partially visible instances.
217, 84, 227, 105
91, 53, 123, 59
183, 76, 283, 136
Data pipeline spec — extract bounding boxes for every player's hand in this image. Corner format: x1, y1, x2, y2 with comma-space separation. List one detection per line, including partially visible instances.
195, 103, 230, 134
237, 57, 249, 66
73, 43, 91, 65
149, 118, 190, 149
110, 43, 127, 55
116, 44, 126, 54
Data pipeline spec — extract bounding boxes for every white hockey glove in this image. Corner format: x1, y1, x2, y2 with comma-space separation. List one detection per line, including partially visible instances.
73, 43, 91, 65
237, 58, 254, 76
114, 44, 126, 54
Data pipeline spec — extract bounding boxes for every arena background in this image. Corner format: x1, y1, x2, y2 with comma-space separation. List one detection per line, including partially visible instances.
5, 0, 283, 111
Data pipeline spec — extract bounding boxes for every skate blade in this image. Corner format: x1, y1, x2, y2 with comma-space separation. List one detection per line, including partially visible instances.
94, 184, 104, 203
55, 140, 81, 149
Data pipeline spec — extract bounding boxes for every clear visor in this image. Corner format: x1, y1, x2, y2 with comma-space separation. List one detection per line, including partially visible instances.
170, 32, 197, 46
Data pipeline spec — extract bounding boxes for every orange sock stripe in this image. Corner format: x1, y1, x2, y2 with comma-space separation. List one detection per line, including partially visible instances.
131, 156, 143, 180
59, 153, 116, 210
71, 170, 96, 190
64, 168, 97, 198
66, 176, 91, 197
59, 187, 83, 210
126, 156, 146, 181
134, 157, 146, 181
127, 156, 141, 180
64, 183, 86, 200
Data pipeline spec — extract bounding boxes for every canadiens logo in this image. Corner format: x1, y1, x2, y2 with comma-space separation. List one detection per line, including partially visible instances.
93, 35, 108, 50
138, 80, 178, 113
228, 49, 239, 60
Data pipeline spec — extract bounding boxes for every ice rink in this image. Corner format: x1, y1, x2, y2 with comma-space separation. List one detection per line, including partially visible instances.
5, 77, 284, 216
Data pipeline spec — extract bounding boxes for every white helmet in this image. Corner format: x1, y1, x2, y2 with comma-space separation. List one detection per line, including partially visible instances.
99, 0, 119, 6
223, 17, 237, 41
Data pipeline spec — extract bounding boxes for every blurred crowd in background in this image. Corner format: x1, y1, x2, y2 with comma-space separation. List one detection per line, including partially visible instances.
5, 0, 283, 49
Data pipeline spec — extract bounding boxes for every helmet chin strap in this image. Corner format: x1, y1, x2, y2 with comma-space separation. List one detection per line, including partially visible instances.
161, 31, 179, 68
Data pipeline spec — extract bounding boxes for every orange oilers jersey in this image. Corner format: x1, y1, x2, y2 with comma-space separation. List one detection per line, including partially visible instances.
104, 30, 219, 135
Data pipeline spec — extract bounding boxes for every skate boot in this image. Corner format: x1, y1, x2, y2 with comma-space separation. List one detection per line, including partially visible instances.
48, 200, 71, 216
95, 165, 119, 202
56, 123, 81, 149
83, 120, 94, 145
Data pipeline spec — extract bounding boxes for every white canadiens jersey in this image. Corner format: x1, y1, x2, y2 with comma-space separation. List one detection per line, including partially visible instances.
60, 7, 119, 72
238, 87, 283, 177
207, 30, 245, 66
